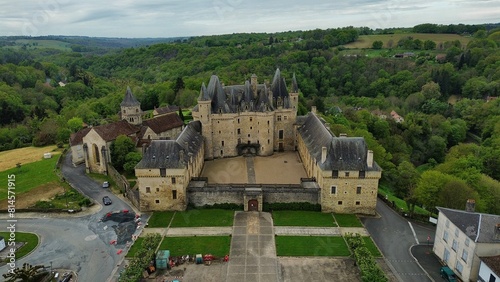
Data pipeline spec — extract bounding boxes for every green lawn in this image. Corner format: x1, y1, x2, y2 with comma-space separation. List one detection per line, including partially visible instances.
147, 211, 176, 228
0, 232, 39, 259
276, 236, 350, 256
378, 185, 432, 216
333, 214, 363, 227
362, 236, 382, 257
125, 237, 144, 257
0, 157, 59, 200
272, 211, 336, 227
160, 236, 231, 257
170, 209, 234, 227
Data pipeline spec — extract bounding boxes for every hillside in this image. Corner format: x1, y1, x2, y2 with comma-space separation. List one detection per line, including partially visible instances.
344, 33, 472, 49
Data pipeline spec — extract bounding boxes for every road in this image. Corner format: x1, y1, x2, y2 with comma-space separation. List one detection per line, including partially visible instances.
0, 153, 141, 281
361, 199, 436, 282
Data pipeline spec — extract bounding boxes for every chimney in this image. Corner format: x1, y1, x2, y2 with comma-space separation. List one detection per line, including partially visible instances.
367, 150, 373, 168
466, 199, 476, 212
311, 106, 317, 114
321, 147, 327, 164
179, 150, 184, 164
340, 133, 347, 137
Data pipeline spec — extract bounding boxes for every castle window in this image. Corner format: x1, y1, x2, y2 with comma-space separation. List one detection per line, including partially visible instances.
248, 134, 250, 137
136, 109, 138, 112
250, 117, 253, 122
146, 187, 151, 193
155, 199, 160, 204
237, 128, 241, 134
332, 170, 339, 178
123, 110, 126, 114
268, 139, 270, 144
356, 201, 361, 205
345, 172, 350, 177
221, 141, 224, 146
247, 141, 250, 144
172, 190, 177, 200
267, 120, 270, 126
156, 188, 160, 192
172, 177, 176, 184
356, 186, 362, 194
279, 130, 284, 140
160, 168, 166, 177
330, 186, 337, 194
219, 131, 221, 134
284, 116, 288, 120
338, 201, 343, 205
238, 118, 240, 124
250, 127, 252, 130
277, 115, 282, 121
221, 149, 224, 155
359, 171, 365, 179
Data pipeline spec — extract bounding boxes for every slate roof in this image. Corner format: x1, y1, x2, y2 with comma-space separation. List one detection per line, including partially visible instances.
437, 207, 500, 243
120, 86, 140, 107
136, 121, 203, 169
291, 73, 299, 93
480, 255, 500, 277
154, 105, 179, 116
298, 112, 381, 171
198, 69, 292, 114
141, 113, 184, 135
91, 120, 140, 142
69, 127, 91, 146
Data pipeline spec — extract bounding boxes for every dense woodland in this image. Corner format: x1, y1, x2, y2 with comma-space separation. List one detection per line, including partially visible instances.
1, 23, 500, 215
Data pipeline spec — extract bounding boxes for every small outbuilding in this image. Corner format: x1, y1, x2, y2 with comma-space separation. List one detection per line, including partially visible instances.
155, 250, 170, 270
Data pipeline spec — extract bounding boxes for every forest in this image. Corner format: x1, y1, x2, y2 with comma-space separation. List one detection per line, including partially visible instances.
0, 23, 499, 215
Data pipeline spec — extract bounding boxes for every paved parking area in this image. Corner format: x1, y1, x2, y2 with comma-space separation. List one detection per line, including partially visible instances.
227, 212, 280, 282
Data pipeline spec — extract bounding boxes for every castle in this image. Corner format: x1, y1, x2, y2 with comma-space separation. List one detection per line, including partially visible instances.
134, 69, 382, 214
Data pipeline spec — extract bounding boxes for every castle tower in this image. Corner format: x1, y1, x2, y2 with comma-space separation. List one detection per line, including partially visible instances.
290, 73, 299, 111
120, 86, 142, 125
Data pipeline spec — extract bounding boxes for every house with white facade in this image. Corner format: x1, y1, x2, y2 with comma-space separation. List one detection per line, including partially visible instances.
478, 255, 500, 282
433, 207, 500, 282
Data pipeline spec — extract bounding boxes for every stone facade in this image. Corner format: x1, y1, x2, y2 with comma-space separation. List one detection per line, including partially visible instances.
135, 70, 381, 214
135, 121, 204, 211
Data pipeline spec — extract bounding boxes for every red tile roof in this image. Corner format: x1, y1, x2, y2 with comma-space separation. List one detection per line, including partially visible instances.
141, 113, 183, 135
69, 127, 91, 146
92, 120, 140, 142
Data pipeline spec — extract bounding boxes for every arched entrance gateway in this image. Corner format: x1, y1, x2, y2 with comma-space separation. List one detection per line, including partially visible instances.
244, 188, 263, 212
248, 199, 258, 211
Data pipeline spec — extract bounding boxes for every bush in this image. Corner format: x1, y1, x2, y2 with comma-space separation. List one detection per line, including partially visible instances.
119, 233, 162, 282
78, 198, 92, 207
345, 233, 387, 282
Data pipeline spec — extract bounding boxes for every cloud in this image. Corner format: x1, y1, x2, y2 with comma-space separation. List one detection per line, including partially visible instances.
0, 0, 496, 37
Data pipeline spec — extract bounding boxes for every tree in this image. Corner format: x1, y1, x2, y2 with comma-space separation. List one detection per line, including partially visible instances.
67, 117, 84, 133
394, 161, 420, 216
423, 40, 436, 50
372, 40, 383, 49
110, 135, 136, 171
438, 178, 478, 210
415, 170, 451, 212
173, 77, 185, 94
123, 152, 142, 175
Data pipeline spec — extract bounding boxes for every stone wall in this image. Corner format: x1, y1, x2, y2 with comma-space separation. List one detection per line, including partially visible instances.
187, 183, 320, 207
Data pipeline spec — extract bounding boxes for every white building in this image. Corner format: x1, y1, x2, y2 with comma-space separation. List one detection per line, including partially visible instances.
433, 207, 500, 282
478, 256, 500, 282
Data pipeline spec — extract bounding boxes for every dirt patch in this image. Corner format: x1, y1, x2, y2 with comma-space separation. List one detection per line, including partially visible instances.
0, 145, 59, 171
0, 182, 64, 209
279, 257, 361, 282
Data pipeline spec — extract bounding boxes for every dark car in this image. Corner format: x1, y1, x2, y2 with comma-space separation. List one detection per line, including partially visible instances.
440, 266, 457, 282
102, 196, 112, 205
102, 181, 110, 188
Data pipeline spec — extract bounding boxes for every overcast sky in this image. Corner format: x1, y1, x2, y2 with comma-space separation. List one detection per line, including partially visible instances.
0, 0, 498, 38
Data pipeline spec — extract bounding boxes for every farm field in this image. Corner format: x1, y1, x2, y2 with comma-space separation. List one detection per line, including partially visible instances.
344, 33, 472, 49
0, 145, 59, 171
5, 39, 72, 51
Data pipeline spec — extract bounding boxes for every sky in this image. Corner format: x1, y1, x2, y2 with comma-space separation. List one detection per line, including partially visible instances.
0, 0, 498, 38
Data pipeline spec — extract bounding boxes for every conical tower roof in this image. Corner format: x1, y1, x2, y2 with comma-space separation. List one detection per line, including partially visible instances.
120, 86, 141, 107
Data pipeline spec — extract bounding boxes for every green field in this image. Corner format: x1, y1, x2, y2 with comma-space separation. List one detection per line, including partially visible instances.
125, 237, 145, 258
147, 211, 176, 228
344, 33, 472, 49
0, 157, 59, 200
272, 211, 336, 227
362, 236, 382, 257
160, 236, 231, 257
0, 232, 39, 259
276, 236, 350, 256
333, 214, 363, 227
170, 209, 234, 227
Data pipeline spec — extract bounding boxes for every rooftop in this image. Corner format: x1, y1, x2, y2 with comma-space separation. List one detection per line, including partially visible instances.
437, 207, 500, 243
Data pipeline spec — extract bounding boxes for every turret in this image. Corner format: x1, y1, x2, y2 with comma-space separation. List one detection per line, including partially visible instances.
120, 86, 142, 125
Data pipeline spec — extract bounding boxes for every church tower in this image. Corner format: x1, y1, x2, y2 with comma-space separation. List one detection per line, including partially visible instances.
121, 86, 142, 125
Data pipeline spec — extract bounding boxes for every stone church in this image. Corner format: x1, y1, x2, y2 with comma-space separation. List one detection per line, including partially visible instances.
135, 69, 382, 214
69, 87, 184, 174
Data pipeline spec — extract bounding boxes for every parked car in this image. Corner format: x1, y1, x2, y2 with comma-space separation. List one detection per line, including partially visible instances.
102, 196, 112, 205
440, 266, 457, 282
102, 181, 110, 188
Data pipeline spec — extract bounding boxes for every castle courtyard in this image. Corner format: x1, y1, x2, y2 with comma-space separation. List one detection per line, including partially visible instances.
200, 152, 308, 184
